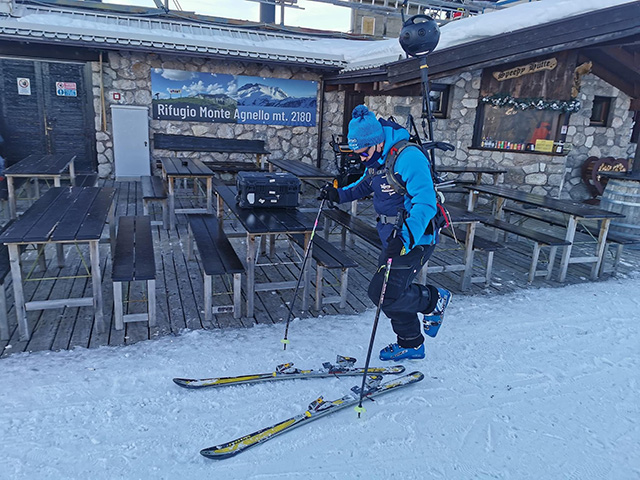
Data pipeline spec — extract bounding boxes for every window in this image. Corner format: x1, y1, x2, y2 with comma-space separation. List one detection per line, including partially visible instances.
475, 103, 564, 152
361, 16, 375, 36
429, 84, 450, 119
590, 96, 613, 127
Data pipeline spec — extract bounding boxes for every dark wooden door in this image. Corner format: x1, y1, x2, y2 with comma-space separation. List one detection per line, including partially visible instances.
0, 58, 95, 172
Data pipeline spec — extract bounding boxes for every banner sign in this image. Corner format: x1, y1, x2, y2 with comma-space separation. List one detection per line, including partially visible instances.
151, 69, 317, 126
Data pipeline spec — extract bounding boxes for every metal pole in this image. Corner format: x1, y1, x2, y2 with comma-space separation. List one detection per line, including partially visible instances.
281, 199, 326, 349
355, 257, 393, 417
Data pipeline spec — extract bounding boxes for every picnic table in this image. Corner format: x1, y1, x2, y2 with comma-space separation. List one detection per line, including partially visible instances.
437, 166, 506, 185
4, 153, 77, 219
468, 184, 625, 282
160, 157, 214, 229
0, 186, 115, 340
265, 158, 335, 183
211, 178, 319, 317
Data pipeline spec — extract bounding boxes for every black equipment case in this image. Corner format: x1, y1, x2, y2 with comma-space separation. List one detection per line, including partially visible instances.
236, 171, 301, 208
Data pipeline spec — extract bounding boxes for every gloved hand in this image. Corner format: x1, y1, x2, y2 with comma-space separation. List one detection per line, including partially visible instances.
318, 184, 340, 204
385, 232, 405, 258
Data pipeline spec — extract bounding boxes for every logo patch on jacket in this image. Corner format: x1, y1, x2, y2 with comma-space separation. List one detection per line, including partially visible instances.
380, 183, 397, 195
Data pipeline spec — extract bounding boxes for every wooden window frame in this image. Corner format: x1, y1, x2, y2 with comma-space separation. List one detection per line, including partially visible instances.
429, 83, 450, 119
590, 96, 613, 127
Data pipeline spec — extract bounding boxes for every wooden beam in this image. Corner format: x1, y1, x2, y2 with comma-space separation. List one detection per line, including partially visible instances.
589, 61, 634, 97
600, 46, 640, 76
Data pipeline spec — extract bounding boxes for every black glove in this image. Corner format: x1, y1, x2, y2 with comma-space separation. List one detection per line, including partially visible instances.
318, 184, 340, 204
385, 232, 405, 258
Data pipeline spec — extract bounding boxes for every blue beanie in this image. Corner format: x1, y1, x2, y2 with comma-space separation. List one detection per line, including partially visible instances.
347, 105, 384, 150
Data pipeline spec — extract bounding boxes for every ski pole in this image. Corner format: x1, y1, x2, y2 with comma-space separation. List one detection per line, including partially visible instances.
281, 199, 326, 350
355, 256, 393, 417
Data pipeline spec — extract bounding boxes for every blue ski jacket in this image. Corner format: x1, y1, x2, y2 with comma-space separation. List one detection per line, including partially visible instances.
337, 119, 438, 251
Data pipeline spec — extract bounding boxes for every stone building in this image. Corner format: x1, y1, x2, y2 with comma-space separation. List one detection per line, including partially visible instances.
0, 0, 637, 202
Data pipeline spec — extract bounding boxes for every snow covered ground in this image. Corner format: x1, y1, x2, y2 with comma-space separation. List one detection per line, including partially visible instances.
1, 273, 639, 479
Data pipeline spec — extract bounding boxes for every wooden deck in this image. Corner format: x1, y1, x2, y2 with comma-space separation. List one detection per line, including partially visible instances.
1, 179, 638, 358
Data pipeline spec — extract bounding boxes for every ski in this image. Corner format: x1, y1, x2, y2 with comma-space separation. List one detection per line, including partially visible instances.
200, 370, 424, 459
173, 355, 405, 389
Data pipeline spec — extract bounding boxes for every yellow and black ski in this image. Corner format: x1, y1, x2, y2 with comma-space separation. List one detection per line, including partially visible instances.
200, 370, 424, 459
173, 355, 405, 389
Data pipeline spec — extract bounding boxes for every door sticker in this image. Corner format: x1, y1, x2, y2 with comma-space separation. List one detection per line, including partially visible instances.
56, 82, 77, 97
17, 77, 31, 95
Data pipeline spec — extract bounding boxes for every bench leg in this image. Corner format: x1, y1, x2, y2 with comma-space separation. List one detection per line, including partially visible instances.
315, 264, 324, 310
546, 246, 559, 280
0, 282, 8, 340
528, 243, 542, 284
204, 273, 213, 324
233, 273, 242, 319
246, 235, 256, 318
417, 262, 427, 285
162, 199, 169, 230
143, 199, 149, 216
485, 251, 495, 286
147, 279, 157, 327
90, 240, 105, 333
37, 244, 47, 271
187, 224, 194, 261
56, 244, 65, 268
610, 244, 624, 276
114, 281, 124, 330
339, 268, 349, 309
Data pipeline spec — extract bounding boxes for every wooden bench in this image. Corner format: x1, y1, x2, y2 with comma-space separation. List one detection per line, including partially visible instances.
141, 175, 168, 229
481, 217, 570, 283
440, 227, 505, 286
154, 133, 270, 173
323, 207, 382, 250
291, 234, 358, 310
503, 204, 640, 275
324, 206, 494, 290
187, 214, 245, 321
74, 173, 98, 187
111, 216, 157, 330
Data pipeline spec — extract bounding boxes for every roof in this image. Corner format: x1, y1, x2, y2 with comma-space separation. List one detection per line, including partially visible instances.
0, 1, 380, 70
327, 0, 640, 100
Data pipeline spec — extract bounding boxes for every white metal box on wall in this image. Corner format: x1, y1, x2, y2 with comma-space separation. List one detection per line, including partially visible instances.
111, 105, 150, 180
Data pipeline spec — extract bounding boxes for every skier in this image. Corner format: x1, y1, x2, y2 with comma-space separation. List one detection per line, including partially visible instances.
319, 104, 451, 361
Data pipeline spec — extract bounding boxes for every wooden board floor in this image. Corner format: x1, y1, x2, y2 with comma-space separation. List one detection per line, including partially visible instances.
1, 179, 638, 358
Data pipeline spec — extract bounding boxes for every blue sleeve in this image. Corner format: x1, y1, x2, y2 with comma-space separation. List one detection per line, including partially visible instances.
337, 173, 373, 203
394, 147, 437, 247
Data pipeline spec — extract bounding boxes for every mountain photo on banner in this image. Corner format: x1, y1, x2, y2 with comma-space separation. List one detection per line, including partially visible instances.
151, 69, 317, 126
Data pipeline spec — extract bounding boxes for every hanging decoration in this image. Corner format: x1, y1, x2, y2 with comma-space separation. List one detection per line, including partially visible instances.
481, 93, 581, 113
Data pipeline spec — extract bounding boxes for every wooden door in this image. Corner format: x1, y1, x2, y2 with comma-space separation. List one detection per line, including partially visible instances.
0, 58, 95, 172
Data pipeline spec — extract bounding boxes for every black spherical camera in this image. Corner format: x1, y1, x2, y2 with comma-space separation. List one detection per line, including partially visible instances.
399, 14, 440, 57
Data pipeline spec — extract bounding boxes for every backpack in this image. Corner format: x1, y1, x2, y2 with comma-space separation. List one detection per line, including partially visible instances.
384, 137, 451, 240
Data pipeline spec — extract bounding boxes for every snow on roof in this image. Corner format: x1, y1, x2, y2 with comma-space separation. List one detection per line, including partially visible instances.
342, 0, 638, 72
0, 0, 636, 71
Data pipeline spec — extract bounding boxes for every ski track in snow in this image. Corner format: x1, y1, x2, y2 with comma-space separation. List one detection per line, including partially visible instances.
0, 275, 639, 479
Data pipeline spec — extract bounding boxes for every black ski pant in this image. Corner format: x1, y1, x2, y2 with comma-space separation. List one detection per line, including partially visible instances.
368, 245, 439, 349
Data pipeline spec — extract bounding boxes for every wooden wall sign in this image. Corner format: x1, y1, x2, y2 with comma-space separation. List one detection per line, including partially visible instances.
481, 50, 577, 100
493, 58, 557, 81
581, 156, 629, 196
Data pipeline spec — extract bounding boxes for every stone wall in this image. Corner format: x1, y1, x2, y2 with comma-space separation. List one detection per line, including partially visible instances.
324, 69, 637, 200
91, 51, 322, 178
563, 73, 636, 200
319, 90, 345, 174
